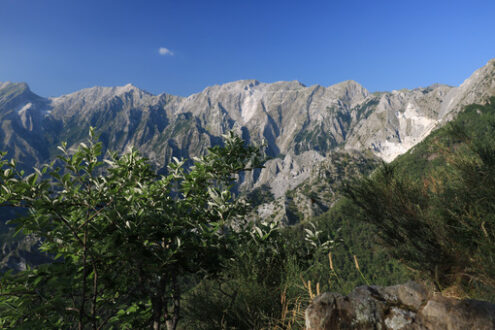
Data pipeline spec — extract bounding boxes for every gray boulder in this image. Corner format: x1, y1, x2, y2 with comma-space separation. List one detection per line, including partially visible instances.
305, 282, 495, 329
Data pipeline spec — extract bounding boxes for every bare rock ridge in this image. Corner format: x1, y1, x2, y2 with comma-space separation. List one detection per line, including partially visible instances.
439, 58, 495, 121
0, 59, 494, 203
305, 282, 495, 330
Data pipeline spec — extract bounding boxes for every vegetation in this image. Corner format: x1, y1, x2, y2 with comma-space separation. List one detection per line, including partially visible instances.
346, 97, 495, 300
178, 197, 411, 329
0, 129, 264, 329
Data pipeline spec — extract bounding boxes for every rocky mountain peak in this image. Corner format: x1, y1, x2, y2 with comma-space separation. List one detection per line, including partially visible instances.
326, 80, 369, 107
0, 81, 48, 117
0, 82, 35, 103
53, 83, 152, 102
269, 80, 306, 89
439, 58, 495, 120
0, 81, 29, 91
49, 83, 159, 120
329, 79, 366, 92
115, 83, 149, 95
201, 79, 261, 95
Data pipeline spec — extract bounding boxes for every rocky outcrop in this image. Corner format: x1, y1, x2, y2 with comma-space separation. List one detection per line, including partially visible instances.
439, 58, 495, 121
305, 282, 495, 329
253, 150, 380, 224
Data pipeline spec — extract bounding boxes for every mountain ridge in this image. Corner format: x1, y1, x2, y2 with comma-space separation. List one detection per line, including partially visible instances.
1, 58, 494, 201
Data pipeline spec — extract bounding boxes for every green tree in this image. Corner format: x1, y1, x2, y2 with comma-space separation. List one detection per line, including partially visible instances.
0, 129, 264, 329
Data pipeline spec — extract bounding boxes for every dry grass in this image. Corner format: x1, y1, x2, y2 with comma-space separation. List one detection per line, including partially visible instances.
273, 286, 305, 329
267, 253, 374, 329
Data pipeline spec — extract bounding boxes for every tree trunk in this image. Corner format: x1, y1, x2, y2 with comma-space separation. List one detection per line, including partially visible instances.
152, 296, 162, 330
166, 273, 180, 330
91, 263, 98, 330
79, 230, 88, 330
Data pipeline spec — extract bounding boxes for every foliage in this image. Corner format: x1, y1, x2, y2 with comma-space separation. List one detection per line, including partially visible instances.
308, 199, 412, 293
181, 220, 327, 329
180, 200, 411, 329
245, 184, 275, 208
346, 98, 495, 300
0, 129, 264, 329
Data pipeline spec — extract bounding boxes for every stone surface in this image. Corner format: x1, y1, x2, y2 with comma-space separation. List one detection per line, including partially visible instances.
305, 282, 495, 330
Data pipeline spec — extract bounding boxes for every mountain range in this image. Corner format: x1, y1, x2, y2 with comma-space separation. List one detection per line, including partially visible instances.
1, 59, 494, 211
1, 59, 495, 270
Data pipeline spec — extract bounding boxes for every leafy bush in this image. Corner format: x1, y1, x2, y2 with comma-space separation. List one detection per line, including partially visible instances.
0, 129, 264, 329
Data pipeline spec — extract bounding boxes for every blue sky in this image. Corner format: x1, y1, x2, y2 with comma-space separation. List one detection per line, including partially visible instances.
1, 0, 494, 97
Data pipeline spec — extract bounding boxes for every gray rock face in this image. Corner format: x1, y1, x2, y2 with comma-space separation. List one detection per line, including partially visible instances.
346, 59, 495, 162
254, 150, 380, 224
0, 82, 53, 167
0, 59, 494, 199
344, 85, 452, 162
305, 282, 495, 330
439, 58, 495, 121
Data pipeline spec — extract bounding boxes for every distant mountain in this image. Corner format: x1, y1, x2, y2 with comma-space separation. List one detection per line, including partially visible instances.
1, 59, 494, 202
1, 59, 495, 270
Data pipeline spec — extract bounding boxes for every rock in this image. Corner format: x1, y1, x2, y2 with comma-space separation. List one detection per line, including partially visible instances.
305, 281, 495, 329
417, 296, 495, 330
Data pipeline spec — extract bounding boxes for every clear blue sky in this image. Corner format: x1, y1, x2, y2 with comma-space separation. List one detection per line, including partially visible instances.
1, 0, 494, 97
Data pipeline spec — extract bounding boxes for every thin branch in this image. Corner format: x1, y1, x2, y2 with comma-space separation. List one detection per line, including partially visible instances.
92, 263, 98, 330
48, 207, 85, 247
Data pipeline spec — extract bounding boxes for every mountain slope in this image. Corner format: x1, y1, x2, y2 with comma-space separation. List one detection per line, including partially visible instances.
344, 96, 495, 300
0, 82, 53, 168
0, 59, 494, 199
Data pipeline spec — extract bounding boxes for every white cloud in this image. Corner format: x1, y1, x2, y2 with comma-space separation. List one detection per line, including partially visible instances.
158, 47, 174, 56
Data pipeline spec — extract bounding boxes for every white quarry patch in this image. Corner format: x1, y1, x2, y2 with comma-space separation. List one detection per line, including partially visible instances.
17, 103, 35, 131
376, 140, 414, 163
376, 102, 438, 162
17, 102, 32, 114
240, 89, 263, 123
401, 103, 437, 135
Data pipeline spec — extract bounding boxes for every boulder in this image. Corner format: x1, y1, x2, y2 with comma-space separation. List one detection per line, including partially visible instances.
305, 281, 495, 329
